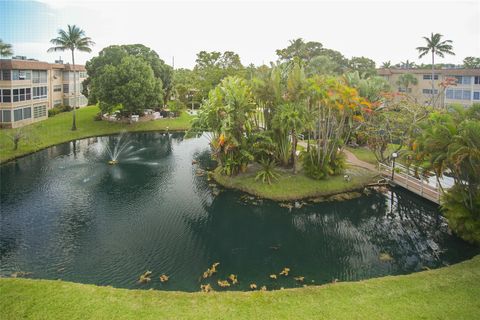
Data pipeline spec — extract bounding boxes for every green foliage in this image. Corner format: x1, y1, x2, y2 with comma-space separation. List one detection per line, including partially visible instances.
302, 148, 346, 180
167, 100, 186, 117
348, 56, 377, 78
396, 73, 418, 92
94, 56, 162, 115
0, 38, 13, 57
344, 71, 390, 103
255, 158, 280, 184
442, 185, 480, 245
84, 44, 172, 105
463, 56, 480, 69
48, 107, 61, 117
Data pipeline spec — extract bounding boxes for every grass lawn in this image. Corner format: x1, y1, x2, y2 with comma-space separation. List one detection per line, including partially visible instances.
1, 255, 479, 319
212, 166, 378, 201
346, 147, 379, 165
0, 106, 193, 163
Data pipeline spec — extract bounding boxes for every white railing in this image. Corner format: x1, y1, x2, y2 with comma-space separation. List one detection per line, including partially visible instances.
378, 163, 441, 204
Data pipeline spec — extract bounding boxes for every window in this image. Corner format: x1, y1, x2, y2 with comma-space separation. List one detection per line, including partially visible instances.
446, 89, 454, 99
398, 87, 412, 93
475, 76, 480, 85
54, 99, 62, 107
53, 85, 62, 92
1, 89, 11, 102
79, 72, 87, 78
33, 105, 46, 118
32, 70, 47, 84
12, 70, 31, 80
454, 90, 462, 100
12, 88, 31, 102
463, 90, 471, 100
454, 76, 471, 85
422, 89, 438, 94
423, 74, 439, 80
23, 106, 31, 119
474, 92, 480, 100
1, 110, 11, 122
14, 108, 23, 121
63, 84, 69, 93
33, 86, 47, 99
2, 70, 11, 80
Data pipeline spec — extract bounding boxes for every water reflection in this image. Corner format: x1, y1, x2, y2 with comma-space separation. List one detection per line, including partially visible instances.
0, 132, 478, 292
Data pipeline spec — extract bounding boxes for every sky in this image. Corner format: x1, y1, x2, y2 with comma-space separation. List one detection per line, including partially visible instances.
1, 0, 479, 68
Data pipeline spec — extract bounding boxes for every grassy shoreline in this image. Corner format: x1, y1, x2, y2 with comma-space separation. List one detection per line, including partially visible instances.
1, 255, 479, 319
0, 106, 193, 164
212, 165, 379, 202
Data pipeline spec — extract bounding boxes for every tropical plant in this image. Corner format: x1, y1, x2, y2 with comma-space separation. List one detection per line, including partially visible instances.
0, 39, 13, 57
416, 33, 454, 107
255, 158, 280, 184
48, 25, 94, 130
400, 60, 416, 69
381, 61, 392, 68
412, 104, 480, 244
462, 56, 480, 69
396, 73, 418, 94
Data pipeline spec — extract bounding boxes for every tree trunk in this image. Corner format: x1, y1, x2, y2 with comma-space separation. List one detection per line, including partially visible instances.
431, 51, 435, 108
71, 49, 77, 131
292, 128, 297, 174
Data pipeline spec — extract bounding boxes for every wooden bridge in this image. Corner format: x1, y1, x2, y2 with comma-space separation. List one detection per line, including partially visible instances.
378, 163, 442, 204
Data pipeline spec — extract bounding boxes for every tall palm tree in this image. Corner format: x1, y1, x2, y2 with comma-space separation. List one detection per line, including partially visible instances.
0, 39, 13, 57
48, 25, 94, 130
416, 33, 454, 107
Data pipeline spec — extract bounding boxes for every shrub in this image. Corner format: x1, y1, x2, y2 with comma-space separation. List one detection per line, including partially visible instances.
167, 100, 186, 117
301, 148, 346, 180
442, 185, 480, 245
255, 158, 280, 184
48, 107, 61, 117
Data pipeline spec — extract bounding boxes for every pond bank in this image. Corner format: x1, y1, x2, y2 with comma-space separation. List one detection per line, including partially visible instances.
1, 255, 479, 319
211, 165, 380, 202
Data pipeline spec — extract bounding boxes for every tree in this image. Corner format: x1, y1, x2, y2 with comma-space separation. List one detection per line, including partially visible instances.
463, 56, 480, 69
94, 56, 162, 116
416, 33, 454, 107
381, 61, 392, 68
306, 55, 339, 76
276, 38, 323, 63
348, 56, 377, 78
413, 105, 480, 244
0, 39, 13, 57
84, 44, 172, 105
399, 60, 416, 69
396, 73, 418, 94
48, 25, 94, 130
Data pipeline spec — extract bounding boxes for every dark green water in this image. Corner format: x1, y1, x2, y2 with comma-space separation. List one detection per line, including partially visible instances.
0, 132, 478, 292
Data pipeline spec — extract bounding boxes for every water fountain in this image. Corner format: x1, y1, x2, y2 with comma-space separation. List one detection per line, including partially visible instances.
105, 132, 132, 165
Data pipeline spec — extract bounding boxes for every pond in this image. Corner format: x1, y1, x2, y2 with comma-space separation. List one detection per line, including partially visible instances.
0, 132, 478, 292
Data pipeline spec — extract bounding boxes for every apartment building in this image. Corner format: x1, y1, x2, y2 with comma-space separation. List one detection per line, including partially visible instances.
0, 57, 88, 128
378, 68, 480, 108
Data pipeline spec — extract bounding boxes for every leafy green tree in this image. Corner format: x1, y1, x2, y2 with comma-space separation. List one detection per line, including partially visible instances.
416, 33, 454, 107
348, 56, 377, 78
193, 50, 245, 100
463, 56, 480, 69
344, 71, 390, 104
413, 104, 480, 244
48, 25, 94, 130
0, 39, 13, 57
84, 44, 172, 105
172, 68, 201, 109
306, 55, 339, 76
276, 38, 323, 63
396, 73, 418, 94
94, 56, 162, 116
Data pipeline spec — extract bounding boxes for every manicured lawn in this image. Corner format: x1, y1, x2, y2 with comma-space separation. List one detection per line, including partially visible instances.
1, 255, 479, 319
346, 147, 379, 165
213, 166, 378, 201
0, 106, 193, 163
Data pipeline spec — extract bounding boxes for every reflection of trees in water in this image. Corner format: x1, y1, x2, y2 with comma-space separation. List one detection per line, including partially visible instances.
358, 188, 452, 271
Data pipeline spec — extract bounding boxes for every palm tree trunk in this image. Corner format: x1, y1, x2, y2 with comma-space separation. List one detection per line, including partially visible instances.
431, 51, 435, 108
292, 128, 297, 174
71, 49, 77, 131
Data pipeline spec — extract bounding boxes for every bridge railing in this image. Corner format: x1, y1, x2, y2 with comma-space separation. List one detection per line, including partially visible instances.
378, 163, 441, 204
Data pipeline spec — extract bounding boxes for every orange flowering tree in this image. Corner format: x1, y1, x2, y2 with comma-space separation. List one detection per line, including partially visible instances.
303, 76, 370, 179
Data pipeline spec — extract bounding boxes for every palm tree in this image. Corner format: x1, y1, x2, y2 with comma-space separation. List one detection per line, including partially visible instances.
416, 33, 454, 107
48, 25, 94, 130
396, 73, 418, 94
400, 60, 416, 69
0, 39, 13, 57
381, 61, 392, 69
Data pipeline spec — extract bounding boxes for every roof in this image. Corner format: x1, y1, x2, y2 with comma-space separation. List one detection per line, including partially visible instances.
378, 68, 480, 76
0, 59, 86, 71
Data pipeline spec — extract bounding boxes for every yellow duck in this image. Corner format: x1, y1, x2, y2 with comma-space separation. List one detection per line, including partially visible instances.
217, 280, 230, 288
138, 271, 152, 284
279, 267, 290, 276
159, 274, 169, 283
269, 274, 277, 280
249, 283, 257, 290
228, 274, 238, 285
294, 276, 305, 282
200, 284, 213, 293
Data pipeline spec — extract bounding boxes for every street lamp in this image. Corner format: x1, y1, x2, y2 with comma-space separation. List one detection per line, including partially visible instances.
391, 152, 398, 180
